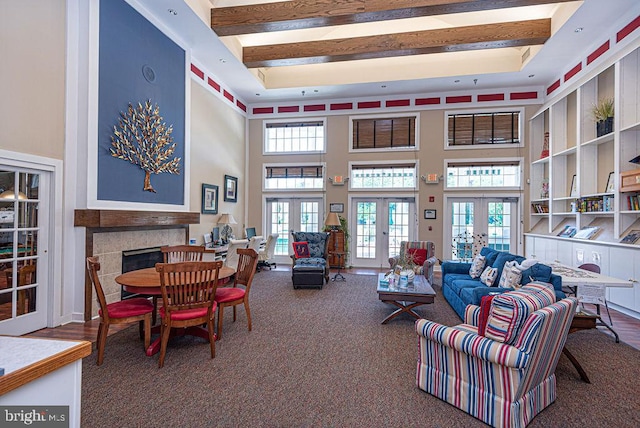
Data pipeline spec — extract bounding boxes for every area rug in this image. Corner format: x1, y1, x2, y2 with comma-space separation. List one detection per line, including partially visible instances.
81, 271, 640, 427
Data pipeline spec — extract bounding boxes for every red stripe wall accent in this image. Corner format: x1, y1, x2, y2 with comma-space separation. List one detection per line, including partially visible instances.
278, 106, 300, 113
207, 77, 220, 92
587, 40, 610, 65
564, 62, 582, 82
510, 91, 538, 100
304, 104, 326, 112
223, 90, 234, 102
190, 64, 204, 80
330, 102, 353, 110
617, 15, 640, 43
547, 79, 561, 95
357, 101, 381, 109
253, 107, 274, 114
446, 95, 472, 104
415, 97, 440, 105
477, 93, 504, 102
386, 99, 410, 107
236, 101, 247, 112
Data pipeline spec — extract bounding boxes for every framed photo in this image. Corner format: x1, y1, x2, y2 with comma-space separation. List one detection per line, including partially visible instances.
424, 209, 437, 219
330, 203, 344, 213
201, 184, 218, 214
224, 175, 238, 203
605, 171, 615, 193
569, 174, 578, 197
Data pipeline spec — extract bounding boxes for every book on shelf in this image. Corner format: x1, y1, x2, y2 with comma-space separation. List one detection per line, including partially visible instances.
557, 225, 577, 238
573, 226, 600, 239
626, 194, 640, 211
620, 230, 640, 244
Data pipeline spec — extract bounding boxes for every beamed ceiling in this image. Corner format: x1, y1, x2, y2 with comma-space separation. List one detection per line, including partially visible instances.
134, 0, 639, 103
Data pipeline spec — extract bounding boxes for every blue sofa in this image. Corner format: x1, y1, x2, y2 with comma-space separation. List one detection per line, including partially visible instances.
441, 247, 565, 319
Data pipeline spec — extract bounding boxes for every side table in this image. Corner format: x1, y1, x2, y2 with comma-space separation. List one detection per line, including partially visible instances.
331, 251, 346, 282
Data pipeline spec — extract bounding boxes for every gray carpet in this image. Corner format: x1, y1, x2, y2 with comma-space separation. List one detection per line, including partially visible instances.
81, 271, 640, 427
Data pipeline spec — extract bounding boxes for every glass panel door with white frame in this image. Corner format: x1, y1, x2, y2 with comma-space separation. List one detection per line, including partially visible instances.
446, 197, 518, 261
0, 168, 49, 335
351, 197, 415, 268
266, 197, 323, 261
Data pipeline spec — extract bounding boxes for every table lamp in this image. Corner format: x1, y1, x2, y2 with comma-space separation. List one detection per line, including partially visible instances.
218, 213, 237, 243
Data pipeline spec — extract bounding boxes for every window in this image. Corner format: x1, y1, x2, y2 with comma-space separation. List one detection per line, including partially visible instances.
350, 114, 418, 151
447, 109, 522, 147
264, 120, 325, 153
350, 163, 417, 190
264, 164, 324, 190
446, 160, 522, 189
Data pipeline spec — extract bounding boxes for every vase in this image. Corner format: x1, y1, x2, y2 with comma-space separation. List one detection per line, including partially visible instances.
596, 117, 613, 137
401, 269, 415, 283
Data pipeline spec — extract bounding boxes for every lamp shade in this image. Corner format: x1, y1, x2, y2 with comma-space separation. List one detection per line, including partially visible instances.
324, 212, 341, 227
0, 189, 27, 200
217, 213, 237, 225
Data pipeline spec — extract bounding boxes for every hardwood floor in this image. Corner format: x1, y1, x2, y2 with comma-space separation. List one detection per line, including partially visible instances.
24, 266, 640, 350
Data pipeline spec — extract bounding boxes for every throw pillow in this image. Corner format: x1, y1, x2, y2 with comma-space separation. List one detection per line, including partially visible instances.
498, 261, 523, 289
520, 263, 552, 285
484, 282, 556, 345
477, 295, 496, 336
469, 255, 486, 279
292, 241, 310, 258
406, 248, 427, 266
479, 266, 498, 286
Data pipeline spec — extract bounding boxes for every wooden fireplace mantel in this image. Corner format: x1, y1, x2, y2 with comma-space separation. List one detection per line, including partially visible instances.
74, 209, 200, 320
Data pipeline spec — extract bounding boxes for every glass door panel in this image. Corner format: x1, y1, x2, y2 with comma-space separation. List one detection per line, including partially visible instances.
266, 198, 323, 260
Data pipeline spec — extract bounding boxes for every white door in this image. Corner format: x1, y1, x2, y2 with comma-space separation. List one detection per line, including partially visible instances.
265, 197, 324, 263
445, 197, 519, 260
0, 167, 49, 335
350, 197, 416, 268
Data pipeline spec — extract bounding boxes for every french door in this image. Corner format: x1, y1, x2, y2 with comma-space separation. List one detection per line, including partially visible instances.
0, 167, 49, 335
350, 197, 416, 268
445, 196, 519, 260
265, 197, 324, 262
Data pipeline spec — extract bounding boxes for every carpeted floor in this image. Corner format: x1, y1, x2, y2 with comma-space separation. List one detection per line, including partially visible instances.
81, 271, 640, 427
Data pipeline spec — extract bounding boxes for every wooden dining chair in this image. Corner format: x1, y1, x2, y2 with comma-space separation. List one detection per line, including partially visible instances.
156, 260, 223, 368
86, 257, 153, 366
215, 248, 259, 339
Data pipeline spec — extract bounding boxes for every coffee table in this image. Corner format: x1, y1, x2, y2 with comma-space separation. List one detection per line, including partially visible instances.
376, 273, 436, 324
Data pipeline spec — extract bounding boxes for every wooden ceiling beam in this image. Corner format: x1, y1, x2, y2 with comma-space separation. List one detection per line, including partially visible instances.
212, 0, 574, 36
243, 18, 550, 68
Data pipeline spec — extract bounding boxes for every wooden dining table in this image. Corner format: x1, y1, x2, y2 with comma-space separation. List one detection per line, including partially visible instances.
115, 265, 236, 356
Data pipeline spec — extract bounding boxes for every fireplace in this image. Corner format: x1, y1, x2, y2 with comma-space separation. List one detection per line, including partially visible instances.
121, 247, 163, 299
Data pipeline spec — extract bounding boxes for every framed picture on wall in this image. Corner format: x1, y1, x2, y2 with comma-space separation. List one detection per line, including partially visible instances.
329, 203, 344, 213
424, 209, 437, 219
605, 171, 615, 193
224, 175, 238, 202
201, 183, 218, 214
569, 174, 578, 197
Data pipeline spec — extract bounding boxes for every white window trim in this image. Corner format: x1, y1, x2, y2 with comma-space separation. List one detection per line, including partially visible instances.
262, 117, 327, 155
348, 159, 419, 192
443, 107, 525, 150
262, 161, 327, 192
443, 157, 524, 192
349, 112, 420, 154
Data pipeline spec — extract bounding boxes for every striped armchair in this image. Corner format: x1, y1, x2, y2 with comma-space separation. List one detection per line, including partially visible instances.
416, 283, 577, 428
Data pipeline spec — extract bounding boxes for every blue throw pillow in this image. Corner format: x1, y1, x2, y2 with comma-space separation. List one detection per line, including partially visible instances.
521, 263, 552, 285
480, 247, 500, 266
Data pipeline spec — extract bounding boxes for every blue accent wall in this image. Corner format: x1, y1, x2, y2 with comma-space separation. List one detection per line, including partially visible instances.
97, 0, 185, 205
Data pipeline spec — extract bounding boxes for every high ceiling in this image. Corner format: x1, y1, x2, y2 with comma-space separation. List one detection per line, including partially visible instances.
135, 0, 640, 104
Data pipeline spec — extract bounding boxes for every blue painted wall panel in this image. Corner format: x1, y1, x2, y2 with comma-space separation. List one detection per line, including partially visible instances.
97, 0, 185, 204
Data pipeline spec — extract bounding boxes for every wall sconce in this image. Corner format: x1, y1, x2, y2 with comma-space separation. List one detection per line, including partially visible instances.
420, 174, 442, 184
328, 176, 349, 185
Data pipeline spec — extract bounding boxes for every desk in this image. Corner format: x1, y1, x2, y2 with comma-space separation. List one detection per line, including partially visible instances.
564, 311, 599, 383
546, 261, 632, 342
115, 266, 235, 356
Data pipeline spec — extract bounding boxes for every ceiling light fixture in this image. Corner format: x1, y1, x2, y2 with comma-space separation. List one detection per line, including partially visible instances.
454, 80, 460, 83
529, 74, 535, 78
219, 59, 226, 63
167, 9, 177, 16
574, 27, 583, 33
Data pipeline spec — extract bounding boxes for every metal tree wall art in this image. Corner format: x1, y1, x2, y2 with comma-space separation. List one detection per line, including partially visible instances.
110, 100, 181, 193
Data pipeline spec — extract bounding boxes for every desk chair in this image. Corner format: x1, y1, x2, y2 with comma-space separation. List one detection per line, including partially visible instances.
86, 257, 153, 366
224, 239, 249, 270
574, 263, 618, 342
258, 233, 278, 271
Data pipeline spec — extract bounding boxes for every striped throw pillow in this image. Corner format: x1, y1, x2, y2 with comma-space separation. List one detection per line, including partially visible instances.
484, 281, 556, 345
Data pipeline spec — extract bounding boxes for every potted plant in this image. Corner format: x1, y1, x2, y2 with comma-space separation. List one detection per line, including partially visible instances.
592, 97, 614, 137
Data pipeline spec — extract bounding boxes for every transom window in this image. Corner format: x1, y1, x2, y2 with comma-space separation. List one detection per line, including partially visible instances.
264, 164, 324, 190
264, 119, 325, 153
446, 160, 522, 189
351, 114, 418, 151
447, 109, 522, 147
350, 163, 417, 189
